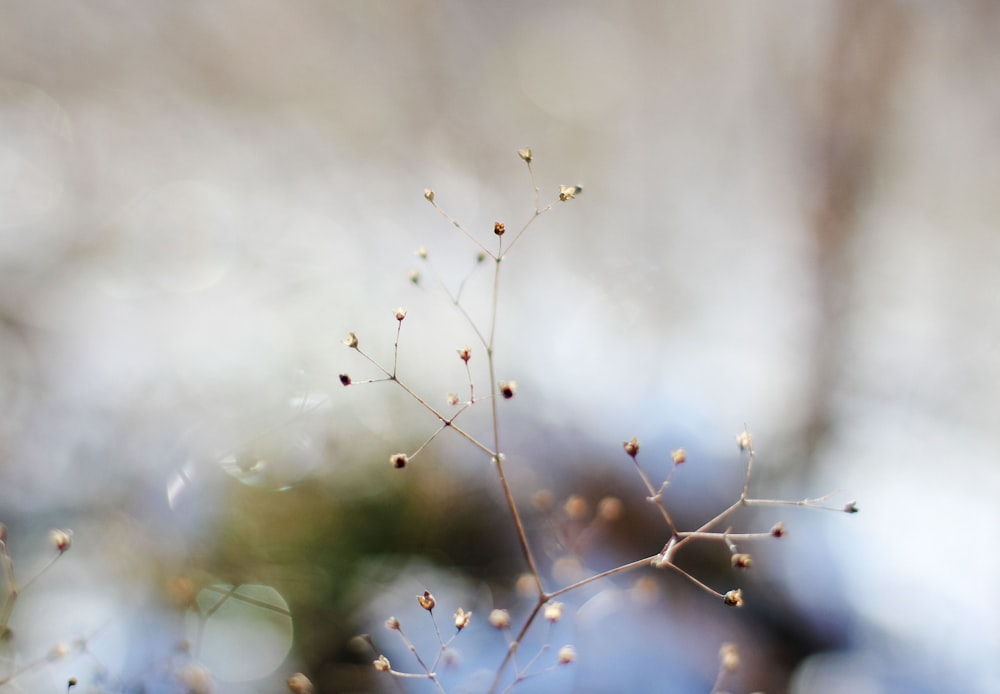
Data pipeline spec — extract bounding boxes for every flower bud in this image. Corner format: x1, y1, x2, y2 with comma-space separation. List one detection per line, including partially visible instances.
723, 589, 744, 607
494, 222, 505, 236
446, 393, 460, 406
544, 601, 564, 622
671, 448, 686, 464
623, 438, 640, 458
50, 529, 72, 553
557, 645, 576, 665
423, 189, 435, 202
453, 608, 471, 630
498, 381, 517, 399
736, 430, 752, 451
563, 495, 588, 521
844, 500, 859, 514
488, 609, 510, 629
719, 642, 739, 672
598, 496, 623, 522
518, 147, 532, 163
417, 591, 436, 611
287, 672, 314, 693
771, 522, 786, 538
339, 374, 352, 386
385, 617, 400, 630
342, 332, 359, 349
394, 307, 407, 321
558, 185, 582, 201
731, 553, 752, 569
390, 454, 408, 469
373, 655, 391, 672
457, 346, 472, 362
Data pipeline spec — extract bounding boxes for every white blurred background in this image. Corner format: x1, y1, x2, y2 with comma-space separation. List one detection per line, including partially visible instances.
1, 1, 998, 692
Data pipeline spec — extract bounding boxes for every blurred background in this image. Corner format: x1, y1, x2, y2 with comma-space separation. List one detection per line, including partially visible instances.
1, 1, 998, 692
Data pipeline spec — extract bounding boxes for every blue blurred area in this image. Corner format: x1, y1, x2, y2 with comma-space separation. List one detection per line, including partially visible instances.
1, 1, 998, 692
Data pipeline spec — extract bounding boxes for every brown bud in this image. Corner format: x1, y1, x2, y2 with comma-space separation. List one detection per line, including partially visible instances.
731, 553, 752, 569
339, 374, 351, 386
494, 221, 505, 236
723, 589, 744, 607
623, 438, 640, 458
417, 591, 436, 611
